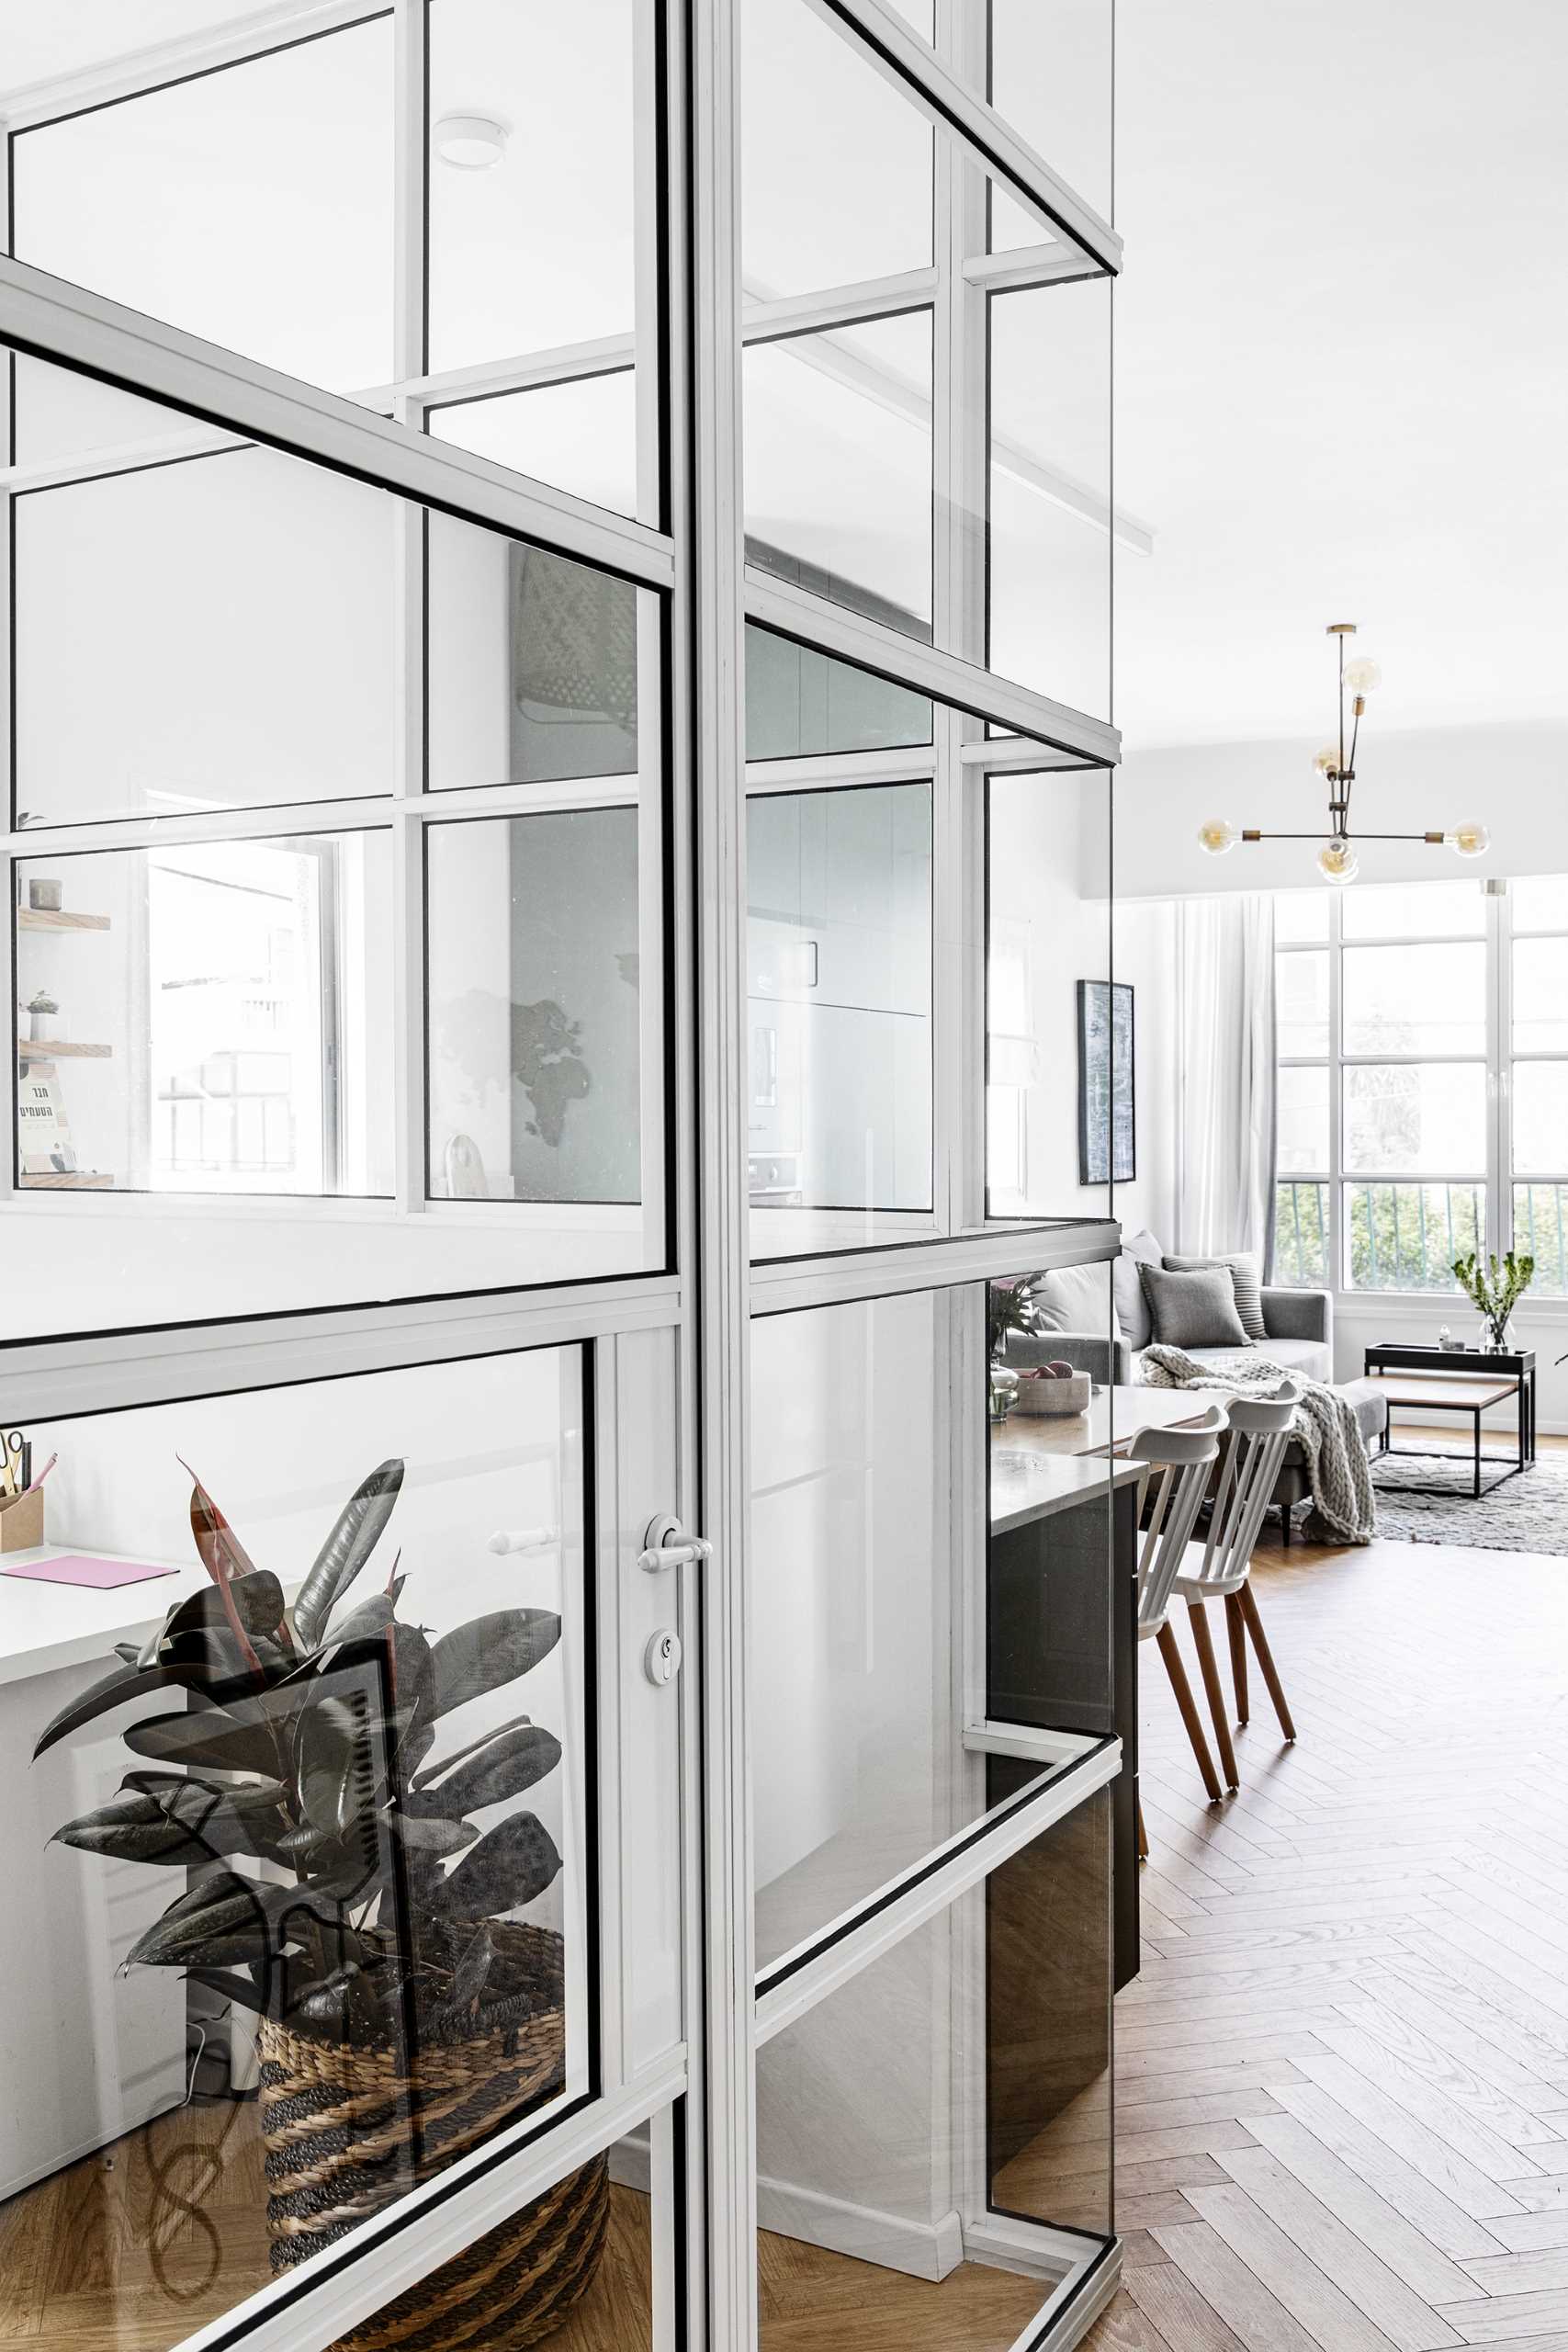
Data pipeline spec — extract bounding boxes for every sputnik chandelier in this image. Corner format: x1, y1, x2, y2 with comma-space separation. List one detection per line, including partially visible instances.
1197, 623, 1489, 885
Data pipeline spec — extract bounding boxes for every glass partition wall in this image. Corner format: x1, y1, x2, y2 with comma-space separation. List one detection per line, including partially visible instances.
0, 4, 1119, 2348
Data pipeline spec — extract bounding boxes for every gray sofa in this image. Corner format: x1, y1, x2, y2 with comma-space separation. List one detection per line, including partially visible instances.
1003, 1236, 1386, 1544
1013, 1282, 1333, 1389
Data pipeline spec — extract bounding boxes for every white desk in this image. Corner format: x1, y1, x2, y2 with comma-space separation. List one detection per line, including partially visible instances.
0, 1546, 197, 1686
0, 1546, 275, 2200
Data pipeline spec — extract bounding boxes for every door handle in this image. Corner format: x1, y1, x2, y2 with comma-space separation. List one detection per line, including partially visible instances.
637, 1513, 712, 1574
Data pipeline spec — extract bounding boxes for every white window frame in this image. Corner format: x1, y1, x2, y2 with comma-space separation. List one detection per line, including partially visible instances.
1273, 879, 1568, 1303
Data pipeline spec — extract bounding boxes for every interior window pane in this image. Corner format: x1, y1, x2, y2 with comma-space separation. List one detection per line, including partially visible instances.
9, 352, 195, 469
1278, 1064, 1328, 1174
747, 784, 932, 1227
16, 834, 394, 1199
10, 19, 393, 394
757, 1819, 1111, 2343
3, 1350, 592, 2349
4, 354, 666, 1329
742, 0, 931, 295
14, 364, 396, 828
427, 809, 644, 1207
986, 768, 1113, 1219
1511, 875, 1568, 933
1515, 1183, 1568, 1293
745, 311, 934, 640
1513, 1063, 1568, 1178
987, 0, 1113, 229
1514, 938, 1568, 1053
750, 1292, 1092, 1973
987, 281, 1111, 720
1347, 1181, 1483, 1291
1275, 1180, 1330, 1288
1273, 890, 1331, 945
1342, 942, 1486, 1057
428, 522, 643, 789
1276, 948, 1329, 1057
430, 370, 639, 522
745, 624, 931, 762
1339, 878, 1485, 940
1343, 1063, 1486, 1176
427, 0, 638, 374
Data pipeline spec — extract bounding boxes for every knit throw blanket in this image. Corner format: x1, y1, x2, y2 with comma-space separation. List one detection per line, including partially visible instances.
1140, 1345, 1378, 1546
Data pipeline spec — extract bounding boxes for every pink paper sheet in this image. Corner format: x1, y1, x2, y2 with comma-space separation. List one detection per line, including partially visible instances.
0, 1554, 179, 1590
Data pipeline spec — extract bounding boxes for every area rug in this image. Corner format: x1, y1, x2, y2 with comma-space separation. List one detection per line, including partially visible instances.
1370, 1452, 1568, 1552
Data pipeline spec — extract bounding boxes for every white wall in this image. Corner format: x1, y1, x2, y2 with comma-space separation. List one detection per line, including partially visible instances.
1110, 725, 1568, 902
987, 770, 1179, 1245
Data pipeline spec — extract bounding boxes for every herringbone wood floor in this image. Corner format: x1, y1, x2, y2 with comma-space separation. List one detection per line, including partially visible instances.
1085, 1487, 1568, 2352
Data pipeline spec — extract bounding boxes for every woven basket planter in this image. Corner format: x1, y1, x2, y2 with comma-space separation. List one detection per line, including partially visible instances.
257, 1922, 608, 2351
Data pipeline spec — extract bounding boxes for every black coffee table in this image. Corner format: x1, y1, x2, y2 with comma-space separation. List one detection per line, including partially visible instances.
1363, 1342, 1536, 1499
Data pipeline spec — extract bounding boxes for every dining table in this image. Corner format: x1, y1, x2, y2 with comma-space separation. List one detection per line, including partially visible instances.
987, 1382, 1236, 1989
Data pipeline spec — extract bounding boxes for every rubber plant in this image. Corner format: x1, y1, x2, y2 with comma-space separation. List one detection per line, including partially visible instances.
33, 1458, 567, 2048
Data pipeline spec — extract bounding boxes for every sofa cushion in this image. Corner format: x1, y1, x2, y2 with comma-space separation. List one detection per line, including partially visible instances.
1139, 1264, 1251, 1351
1031, 1259, 1120, 1340
1114, 1228, 1163, 1351
1175, 1334, 1331, 1385
1165, 1250, 1267, 1340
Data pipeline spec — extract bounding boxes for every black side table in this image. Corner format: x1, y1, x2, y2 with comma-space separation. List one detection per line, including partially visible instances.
1363, 1342, 1536, 1498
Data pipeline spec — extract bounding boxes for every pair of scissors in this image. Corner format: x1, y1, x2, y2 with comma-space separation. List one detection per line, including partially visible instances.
2, 1432, 28, 1498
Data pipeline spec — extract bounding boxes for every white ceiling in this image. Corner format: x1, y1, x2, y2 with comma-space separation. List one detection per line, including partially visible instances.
1115, 0, 1568, 750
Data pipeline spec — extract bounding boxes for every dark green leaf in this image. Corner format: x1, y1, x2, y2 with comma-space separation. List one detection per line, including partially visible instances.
421, 1724, 561, 1815
56, 1776, 288, 1868
130, 1871, 359, 1970
123, 1706, 282, 1780
296, 1693, 370, 1837
426, 1611, 561, 1719
410, 1712, 531, 1794
33, 1663, 206, 1762
437, 1812, 561, 1919
392, 1813, 476, 1857
326, 1593, 398, 1646
293, 1460, 404, 1651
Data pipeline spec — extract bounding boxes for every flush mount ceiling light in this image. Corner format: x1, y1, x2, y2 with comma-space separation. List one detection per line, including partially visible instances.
434, 111, 509, 169
1198, 623, 1489, 885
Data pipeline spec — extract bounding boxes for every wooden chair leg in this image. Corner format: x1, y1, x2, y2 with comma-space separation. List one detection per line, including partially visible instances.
1238, 1578, 1297, 1743
1137, 1795, 1149, 1861
1156, 1621, 1224, 1804
1225, 1589, 1249, 1725
1188, 1599, 1240, 1792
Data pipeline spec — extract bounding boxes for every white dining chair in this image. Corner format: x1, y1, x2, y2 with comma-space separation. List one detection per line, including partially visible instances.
1174, 1387, 1301, 1792
1125, 1408, 1229, 1826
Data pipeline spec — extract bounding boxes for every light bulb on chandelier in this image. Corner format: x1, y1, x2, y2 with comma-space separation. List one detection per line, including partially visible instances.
1317, 836, 1359, 886
1448, 822, 1490, 860
1197, 818, 1237, 856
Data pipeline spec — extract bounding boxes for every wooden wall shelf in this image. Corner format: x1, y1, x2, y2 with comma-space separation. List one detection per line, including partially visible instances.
21, 1171, 115, 1190
16, 1040, 113, 1059
17, 910, 111, 933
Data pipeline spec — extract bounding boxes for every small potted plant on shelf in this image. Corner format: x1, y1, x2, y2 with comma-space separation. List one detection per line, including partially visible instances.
34, 1459, 604, 2352
1451, 1249, 1534, 1353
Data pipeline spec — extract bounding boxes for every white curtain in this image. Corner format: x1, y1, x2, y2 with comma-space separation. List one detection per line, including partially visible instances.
1174, 895, 1278, 1268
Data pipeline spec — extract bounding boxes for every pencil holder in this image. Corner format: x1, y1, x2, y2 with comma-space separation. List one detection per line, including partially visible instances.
0, 1487, 44, 1552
